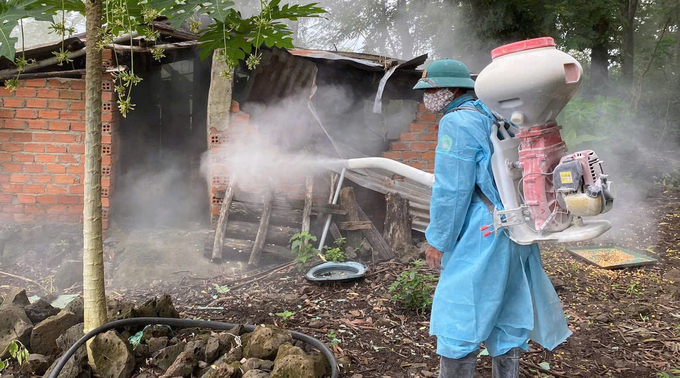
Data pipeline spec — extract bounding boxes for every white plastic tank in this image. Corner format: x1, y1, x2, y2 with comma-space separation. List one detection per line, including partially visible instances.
475, 37, 583, 128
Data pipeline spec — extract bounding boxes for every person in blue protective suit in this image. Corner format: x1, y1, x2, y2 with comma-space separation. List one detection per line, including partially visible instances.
413, 58, 572, 378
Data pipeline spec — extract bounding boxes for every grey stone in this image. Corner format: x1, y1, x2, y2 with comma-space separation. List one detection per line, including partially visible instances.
243, 370, 270, 378
215, 346, 242, 365
31, 311, 79, 355
184, 339, 206, 362
274, 343, 304, 363
64, 296, 84, 323
25, 299, 60, 324
107, 298, 136, 321
0, 306, 33, 353
200, 362, 240, 378
307, 320, 322, 329
0, 288, 30, 309
141, 325, 172, 343
90, 330, 135, 378
161, 351, 194, 378
43, 346, 86, 378
205, 336, 224, 363
243, 358, 274, 373
270, 355, 319, 378
156, 294, 180, 318
20, 353, 51, 375
152, 341, 187, 371
244, 326, 292, 360
56, 323, 84, 352
147, 336, 169, 354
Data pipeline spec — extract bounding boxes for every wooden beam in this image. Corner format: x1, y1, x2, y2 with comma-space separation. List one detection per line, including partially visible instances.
330, 222, 342, 240
339, 187, 363, 250
356, 200, 395, 262
221, 238, 292, 260
229, 202, 301, 228
338, 221, 373, 231
224, 221, 296, 247
212, 178, 236, 262
108, 40, 200, 53
301, 175, 314, 234
383, 193, 412, 250
248, 190, 274, 266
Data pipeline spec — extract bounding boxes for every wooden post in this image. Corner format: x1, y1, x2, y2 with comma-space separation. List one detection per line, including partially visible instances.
248, 190, 274, 266
212, 178, 236, 261
356, 203, 395, 262
339, 187, 363, 250
383, 193, 412, 251
301, 175, 314, 234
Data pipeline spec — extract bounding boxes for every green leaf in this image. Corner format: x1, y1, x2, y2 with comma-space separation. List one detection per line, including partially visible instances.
538, 362, 551, 371
8, 341, 18, 358
0, 360, 6, 371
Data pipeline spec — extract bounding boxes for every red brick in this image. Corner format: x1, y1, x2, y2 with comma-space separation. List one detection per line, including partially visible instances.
402, 151, 420, 160
58, 154, 78, 163
37, 89, 59, 98
11, 132, 32, 142
102, 134, 112, 144
67, 165, 84, 174
17, 194, 35, 204
24, 164, 44, 173
101, 113, 114, 123
70, 122, 85, 131
3, 98, 25, 108
3, 120, 27, 129
102, 156, 111, 165
1, 184, 23, 193
68, 204, 84, 213
48, 79, 70, 89
55, 175, 76, 184
60, 111, 82, 120
0, 194, 10, 203
428, 125, 438, 133
45, 164, 66, 173
0, 132, 9, 141
2, 204, 23, 213
409, 123, 427, 132
0, 109, 14, 118
419, 133, 438, 141
13, 214, 34, 223
59, 214, 81, 222
35, 154, 57, 163
24, 79, 46, 87
47, 205, 68, 213
383, 151, 402, 160
411, 142, 429, 151
33, 133, 53, 142
71, 80, 85, 90
0, 88, 10, 96
15, 110, 37, 120
102, 176, 110, 188
10, 174, 30, 183
15, 87, 37, 97
46, 185, 67, 195
24, 144, 45, 153
417, 112, 437, 122
32, 174, 51, 183
47, 145, 67, 153
2, 143, 22, 152
69, 145, 84, 154
69, 185, 83, 194
27, 120, 48, 130
13, 154, 34, 162
0, 175, 8, 183
57, 195, 80, 204
59, 91, 81, 100
390, 142, 408, 151
399, 133, 419, 141
37, 195, 57, 204
24, 184, 45, 194
55, 134, 76, 143
24, 204, 44, 214
39, 109, 61, 119
26, 98, 47, 108
48, 121, 70, 131
48, 100, 68, 109
421, 151, 436, 160
101, 197, 110, 207
2, 163, 22, 172
102, 91, 114, 101
69, 102, 85, 111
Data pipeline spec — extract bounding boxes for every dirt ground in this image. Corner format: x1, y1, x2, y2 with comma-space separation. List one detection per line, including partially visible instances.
1, 186, 679, 378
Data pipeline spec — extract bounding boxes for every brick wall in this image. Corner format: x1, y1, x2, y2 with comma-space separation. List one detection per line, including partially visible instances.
382, 103, 440, 173
0, 63, 118, 226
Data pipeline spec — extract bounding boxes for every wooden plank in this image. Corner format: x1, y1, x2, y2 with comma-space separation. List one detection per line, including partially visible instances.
301, 175, 314, 234
221, 238, 292, 260
338, 221, 373, 231
212, 179, 236, 261
225, 220, 297, 246
330, 222, 342, 240
356, 201, 395, 262
383, 193, 413, 250
229, 202, 301, 228
339, 187, 363, 250
233, 192, 346, 215
248, 190, 274, 266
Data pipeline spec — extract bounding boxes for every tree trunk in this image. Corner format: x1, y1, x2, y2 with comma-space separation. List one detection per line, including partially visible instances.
589, 18, 610, 96
83, 0, 107, 366
620, 0, 639, 89
383, 193, 412, 251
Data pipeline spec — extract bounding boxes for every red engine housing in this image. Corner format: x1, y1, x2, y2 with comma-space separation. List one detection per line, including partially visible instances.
517, 123, 569, 231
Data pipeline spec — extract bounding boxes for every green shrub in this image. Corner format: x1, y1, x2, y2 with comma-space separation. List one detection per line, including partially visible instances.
388, 260, 437, 312
290, 232, 319, 271
0, 341, 29, 371
324, 237, 346, 262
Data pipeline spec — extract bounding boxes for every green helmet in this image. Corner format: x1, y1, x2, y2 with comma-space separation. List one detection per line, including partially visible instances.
413, 58, 475, 90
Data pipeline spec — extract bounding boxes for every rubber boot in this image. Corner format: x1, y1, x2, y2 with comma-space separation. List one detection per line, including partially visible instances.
439, 351, 477, 378
491, 347, 521, 378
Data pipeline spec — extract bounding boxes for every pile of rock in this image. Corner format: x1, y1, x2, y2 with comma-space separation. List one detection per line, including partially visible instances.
0, 289, 331, 378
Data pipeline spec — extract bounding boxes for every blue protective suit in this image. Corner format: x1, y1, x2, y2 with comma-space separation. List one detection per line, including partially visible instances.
426, 94, 571, 358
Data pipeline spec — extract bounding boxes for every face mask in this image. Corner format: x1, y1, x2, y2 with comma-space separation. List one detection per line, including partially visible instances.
423, 88, 455, 113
